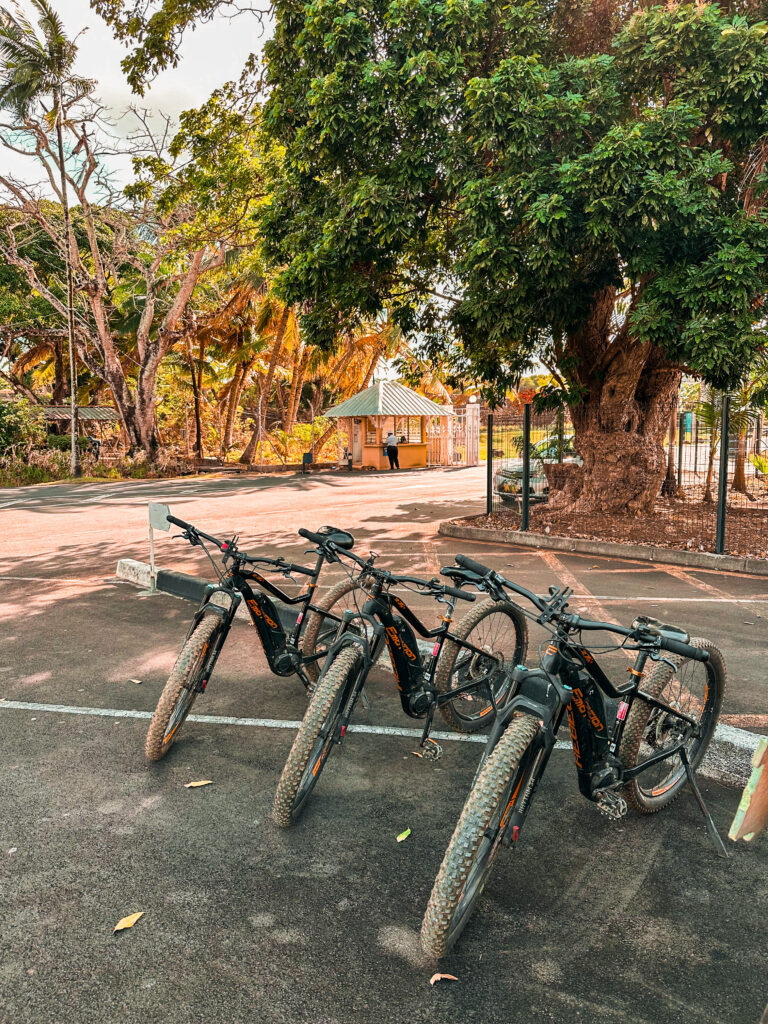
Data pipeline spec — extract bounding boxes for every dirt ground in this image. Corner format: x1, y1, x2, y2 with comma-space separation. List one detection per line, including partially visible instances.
481, 497, 768, 558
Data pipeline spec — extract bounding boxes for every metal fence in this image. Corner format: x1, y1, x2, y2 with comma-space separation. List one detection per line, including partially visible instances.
486, 399, 768, 558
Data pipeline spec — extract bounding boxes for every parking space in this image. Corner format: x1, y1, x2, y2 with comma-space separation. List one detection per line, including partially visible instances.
2, 469, 767, 1022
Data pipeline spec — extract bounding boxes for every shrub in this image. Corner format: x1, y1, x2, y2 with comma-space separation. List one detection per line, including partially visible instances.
0, 399, 45, 458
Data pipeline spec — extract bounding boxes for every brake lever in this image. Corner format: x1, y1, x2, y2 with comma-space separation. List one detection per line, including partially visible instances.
649, 651, 678, 674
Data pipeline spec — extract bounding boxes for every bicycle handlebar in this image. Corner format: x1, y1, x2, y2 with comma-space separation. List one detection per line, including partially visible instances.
167, 514, 315, 577
453, 553, 707, 661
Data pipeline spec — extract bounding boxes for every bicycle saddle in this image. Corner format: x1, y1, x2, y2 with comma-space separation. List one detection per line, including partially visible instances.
632, 615, 689, 642
298, 526, 355, 549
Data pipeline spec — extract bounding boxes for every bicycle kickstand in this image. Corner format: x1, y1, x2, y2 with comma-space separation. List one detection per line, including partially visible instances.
680, 748, 730, 859
417, 701, 443, 762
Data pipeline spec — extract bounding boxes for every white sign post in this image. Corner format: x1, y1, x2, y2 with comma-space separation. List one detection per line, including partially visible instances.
144, 502, 171, 595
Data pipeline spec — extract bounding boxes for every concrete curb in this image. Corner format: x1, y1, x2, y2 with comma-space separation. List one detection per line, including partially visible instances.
439, 518, 768, 576
116, 558, 762, 786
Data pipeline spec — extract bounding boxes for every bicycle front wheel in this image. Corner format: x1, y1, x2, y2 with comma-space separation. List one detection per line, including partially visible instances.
301, 578, 360, 685
620, 637, 725, 813
420, 714, 540, 958
144, 615, 221, 761
436, 599, 529, 733
273, 644, 363, 826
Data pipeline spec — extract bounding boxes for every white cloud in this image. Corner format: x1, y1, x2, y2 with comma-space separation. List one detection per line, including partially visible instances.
2, 0, 268, 187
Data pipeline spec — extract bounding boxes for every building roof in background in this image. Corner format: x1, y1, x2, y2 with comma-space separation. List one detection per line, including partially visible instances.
39, 406, 121, 422
325, 380, 453, 418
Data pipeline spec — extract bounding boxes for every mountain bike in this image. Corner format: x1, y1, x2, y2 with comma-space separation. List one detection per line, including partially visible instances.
420, 553, 727, 957
272, 552, 528, 826
144, 518, 360, 760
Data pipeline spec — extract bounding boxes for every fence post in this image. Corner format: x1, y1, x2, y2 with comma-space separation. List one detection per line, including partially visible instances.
693, 415, 699, 476
715, 394, 730, 554
557, 407, 564, 463
521, 404, 531, 531
486, 413, 494, 515
676, 411, 685, 491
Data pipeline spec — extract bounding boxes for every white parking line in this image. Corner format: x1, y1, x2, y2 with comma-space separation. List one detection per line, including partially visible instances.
0, 698, 571, 748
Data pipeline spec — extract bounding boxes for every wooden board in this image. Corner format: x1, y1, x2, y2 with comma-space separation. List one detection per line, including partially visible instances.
729, 736, 768, 842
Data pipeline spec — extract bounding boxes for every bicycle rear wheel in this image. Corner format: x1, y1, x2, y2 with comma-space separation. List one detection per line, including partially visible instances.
301, 578, 360, 685
620, 637, 725, 813
144, 615, 221, 761
273, 644, 363, 826
420, 714, 540, 957
436, 599, 528, 733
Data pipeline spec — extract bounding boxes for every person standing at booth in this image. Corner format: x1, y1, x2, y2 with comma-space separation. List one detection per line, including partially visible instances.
384, 430, 400, 470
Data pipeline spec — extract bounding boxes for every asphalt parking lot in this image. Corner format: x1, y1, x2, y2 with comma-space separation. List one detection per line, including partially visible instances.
1, 468, 767, 1023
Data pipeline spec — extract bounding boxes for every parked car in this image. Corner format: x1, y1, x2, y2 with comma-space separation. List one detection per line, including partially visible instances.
494, 436, 582, 506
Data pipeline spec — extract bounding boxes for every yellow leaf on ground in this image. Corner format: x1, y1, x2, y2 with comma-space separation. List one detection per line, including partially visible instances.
430, 973, 458, 986
129, 679, 142, 685
396, 828, 411, 842
184, 780, 213, 789
113, 912, 144, 933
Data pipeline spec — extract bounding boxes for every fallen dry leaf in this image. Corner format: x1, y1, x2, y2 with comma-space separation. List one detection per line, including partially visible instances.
184, 780, 213, 789
396, 828, 411, 842
129, 679, 142, 685
113, 912, 144, 933
430, 973, 458, 986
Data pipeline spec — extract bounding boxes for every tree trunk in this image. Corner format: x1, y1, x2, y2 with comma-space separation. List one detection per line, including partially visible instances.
554, 288, 682, 513
186, 337, 203, 459
56, 86, 80, 477
240, 304, 292, 464
732, 428, 750, 495
52, 336, 67, 405
703, 430, 717, 503
222, 362, 245, 454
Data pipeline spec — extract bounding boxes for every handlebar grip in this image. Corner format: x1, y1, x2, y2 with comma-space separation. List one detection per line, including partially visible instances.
288, 563, 315, 577
444, 586, 475, 602
661, 637, 709, 662
454, 554, 493, 577
167, 514, 191, 530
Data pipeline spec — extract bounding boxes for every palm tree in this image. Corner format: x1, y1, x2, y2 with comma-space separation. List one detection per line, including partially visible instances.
0, 0, 93, 475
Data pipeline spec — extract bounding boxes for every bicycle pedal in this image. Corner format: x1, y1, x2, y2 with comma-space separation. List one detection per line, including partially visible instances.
595, 790, 628, 820
420, 738, 443, 762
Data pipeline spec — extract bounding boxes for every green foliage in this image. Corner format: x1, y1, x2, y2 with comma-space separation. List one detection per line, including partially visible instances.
0, 399, 45, 456
255, 1, 768, 395
45, 431, 87, 452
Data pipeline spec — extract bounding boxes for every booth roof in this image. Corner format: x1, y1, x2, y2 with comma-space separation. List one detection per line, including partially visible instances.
39, 406, 121, 422
324, 380, 453, 419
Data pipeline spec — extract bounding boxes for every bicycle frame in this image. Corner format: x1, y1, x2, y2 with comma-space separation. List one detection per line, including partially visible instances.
185, 549, 348, 686
481, 630, 707, 843
320, 583, 506, 722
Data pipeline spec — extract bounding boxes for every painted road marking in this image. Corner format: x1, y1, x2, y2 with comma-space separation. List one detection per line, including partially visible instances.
0, 698, 569, 747
0, 699, 760, 749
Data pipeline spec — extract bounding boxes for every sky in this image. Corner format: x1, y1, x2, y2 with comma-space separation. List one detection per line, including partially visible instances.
1, 0, 267, 187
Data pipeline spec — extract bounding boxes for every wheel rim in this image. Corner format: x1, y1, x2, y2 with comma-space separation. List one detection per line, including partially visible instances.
635, 657, 716, 800
292, 676, 354, 814
448, 610, 523, 722
163, 686, 196, 744
444, 764, 524, 949
163, 642, 209, 744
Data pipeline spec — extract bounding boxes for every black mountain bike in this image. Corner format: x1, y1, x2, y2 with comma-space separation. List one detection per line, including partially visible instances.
420, 553, 727, 957
144, 518, 360, 760
272, 551, 528, 826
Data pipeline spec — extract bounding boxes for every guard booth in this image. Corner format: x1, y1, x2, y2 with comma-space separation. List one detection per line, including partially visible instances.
325, 380, 454, 470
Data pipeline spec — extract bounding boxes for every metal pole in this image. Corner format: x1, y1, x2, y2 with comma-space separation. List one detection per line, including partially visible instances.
557, 407, 564, 463
715, 395, 730, 555
486, 413, 494, 515
148, 522, 156, 593
521, 404, 531, 531
693, 415, 699, 476
676, 412, 685, 491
